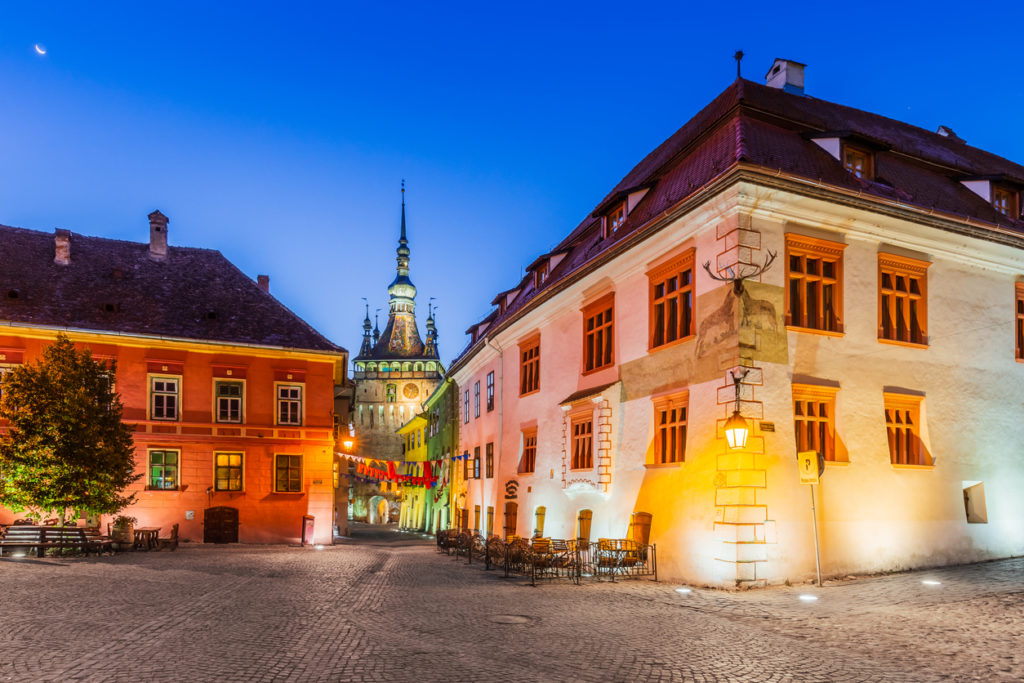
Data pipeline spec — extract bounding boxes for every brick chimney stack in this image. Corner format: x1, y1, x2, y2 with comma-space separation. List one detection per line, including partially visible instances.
257, 274, 270, 293
54, 229, 71, 266
148, 210, 169, 262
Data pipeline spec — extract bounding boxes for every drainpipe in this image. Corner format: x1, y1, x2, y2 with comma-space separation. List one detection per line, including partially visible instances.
486, 336, 503, 537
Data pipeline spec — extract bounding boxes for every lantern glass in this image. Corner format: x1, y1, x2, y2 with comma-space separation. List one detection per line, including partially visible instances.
724, 410, 749, 449
342, 439, 355, 450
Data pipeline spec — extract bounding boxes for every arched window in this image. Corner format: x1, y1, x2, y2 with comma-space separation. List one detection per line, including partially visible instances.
534, 506, 546, 537
426, 361, 436, 372
367, 362, 377, 372
386, 384, 397, 403
380, 362, 389, 372
355, 362, 364, 372
414, 362, 423, 372
403, 362, 412, 372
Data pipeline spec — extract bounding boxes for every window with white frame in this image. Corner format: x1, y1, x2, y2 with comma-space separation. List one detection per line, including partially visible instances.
277, 384, 302, 425
150, 376, 180, 421
215, 380, 243, 423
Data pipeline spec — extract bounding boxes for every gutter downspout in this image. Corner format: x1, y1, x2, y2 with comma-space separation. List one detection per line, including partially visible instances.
486, 336, 504, 537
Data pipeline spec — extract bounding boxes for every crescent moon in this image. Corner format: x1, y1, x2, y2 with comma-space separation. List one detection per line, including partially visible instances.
34, 44, 46, 55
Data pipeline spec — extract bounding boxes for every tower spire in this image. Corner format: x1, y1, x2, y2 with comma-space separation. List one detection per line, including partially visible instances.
400, 179, 407, 242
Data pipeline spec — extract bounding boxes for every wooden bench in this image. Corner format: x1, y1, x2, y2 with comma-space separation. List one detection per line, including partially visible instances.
0, 525, 113, 557
157, 523, 179, 551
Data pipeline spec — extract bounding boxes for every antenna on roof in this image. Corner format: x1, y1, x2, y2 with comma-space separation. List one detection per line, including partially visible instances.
734, 50, 744, 79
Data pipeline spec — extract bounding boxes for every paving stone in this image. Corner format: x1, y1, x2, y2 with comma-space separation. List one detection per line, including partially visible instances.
0, 524, 1021, 682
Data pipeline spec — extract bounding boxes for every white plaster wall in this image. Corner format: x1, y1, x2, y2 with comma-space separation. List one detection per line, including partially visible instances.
452, 180, 1024, 585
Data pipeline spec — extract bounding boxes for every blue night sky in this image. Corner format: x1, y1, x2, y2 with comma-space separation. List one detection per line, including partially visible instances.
1, 2, 1022, 365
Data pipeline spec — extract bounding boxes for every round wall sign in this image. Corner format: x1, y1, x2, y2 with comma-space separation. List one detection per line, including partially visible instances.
403, 383, 419, 399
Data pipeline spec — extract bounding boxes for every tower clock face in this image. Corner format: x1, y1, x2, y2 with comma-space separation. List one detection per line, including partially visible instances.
403, 383, 419, 399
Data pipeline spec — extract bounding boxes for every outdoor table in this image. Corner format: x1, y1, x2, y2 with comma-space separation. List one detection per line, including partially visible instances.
133, 527, 161, 551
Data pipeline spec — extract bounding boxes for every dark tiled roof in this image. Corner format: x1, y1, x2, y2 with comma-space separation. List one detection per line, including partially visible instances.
452, 78, 1024, 368
0, 224, 343, 353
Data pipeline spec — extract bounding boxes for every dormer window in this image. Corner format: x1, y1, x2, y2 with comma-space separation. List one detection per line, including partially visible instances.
993, 186, 1019, 218
604, 201, 626, 237
842, 144, 873, 179
534, 261, 548, 288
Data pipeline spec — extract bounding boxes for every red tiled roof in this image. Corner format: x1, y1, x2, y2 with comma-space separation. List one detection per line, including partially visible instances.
0, 224, 343, 353
451, 78, 1024, 368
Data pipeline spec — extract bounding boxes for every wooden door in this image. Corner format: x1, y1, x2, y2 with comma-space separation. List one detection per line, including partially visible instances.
503, 502, 518, 538
577, 509, 593, 542
631, 511, 652, 544
204, 506, 239, 544
460, 508, 469, 530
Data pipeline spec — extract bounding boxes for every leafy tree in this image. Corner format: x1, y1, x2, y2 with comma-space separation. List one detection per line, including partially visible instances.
0, 334, 139, 523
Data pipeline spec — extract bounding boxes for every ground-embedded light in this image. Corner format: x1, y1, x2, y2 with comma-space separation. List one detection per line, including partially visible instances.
798, 594, 818, 602
675, 587, 692, 594
922, 579, 941, 586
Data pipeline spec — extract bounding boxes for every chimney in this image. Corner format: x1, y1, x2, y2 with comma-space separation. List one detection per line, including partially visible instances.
148, 210, 169, 261
54, 229, 71, 266
257, 274, 270, 293
765, 58, 806, 95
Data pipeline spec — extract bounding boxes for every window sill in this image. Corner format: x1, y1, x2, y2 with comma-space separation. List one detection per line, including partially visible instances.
890, 464, 934, 470
644, 461, 683, 469
877, 338, 929, 350
823, 460, 849, 467
648, 335, 695, 353
213, 489, 246, 494
786, 326, 844, 338
271, 491, 305, 495
581, 364, 614, 377
519, 389, 540, 398
568, 467, 594, 472
517, 471, 535, 477
144, 487, 181, 492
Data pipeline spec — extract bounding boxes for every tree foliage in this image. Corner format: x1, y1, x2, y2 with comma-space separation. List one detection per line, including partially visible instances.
0, 334, 139, 522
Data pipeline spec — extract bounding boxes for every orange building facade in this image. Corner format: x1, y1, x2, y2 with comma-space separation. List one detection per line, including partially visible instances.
0, 214, 346, 545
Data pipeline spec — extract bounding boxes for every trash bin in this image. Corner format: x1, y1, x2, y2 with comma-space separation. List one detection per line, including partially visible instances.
301, 515, 315, 545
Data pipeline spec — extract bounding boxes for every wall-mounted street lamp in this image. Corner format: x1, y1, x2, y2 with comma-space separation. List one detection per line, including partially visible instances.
723, 369, 750, 450
342, 438, 355, 451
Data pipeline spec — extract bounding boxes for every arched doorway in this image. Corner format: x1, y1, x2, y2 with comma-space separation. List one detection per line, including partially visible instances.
577, 509, 593, 542
204, 506, 239, 543
369, 495, 388, 524
503, 502, 518, 539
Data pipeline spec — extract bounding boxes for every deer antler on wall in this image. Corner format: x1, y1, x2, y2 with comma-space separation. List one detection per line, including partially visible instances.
702, 249, 778, 294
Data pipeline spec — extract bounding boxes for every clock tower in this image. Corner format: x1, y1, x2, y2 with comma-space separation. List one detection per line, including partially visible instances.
351, 185, 444, 473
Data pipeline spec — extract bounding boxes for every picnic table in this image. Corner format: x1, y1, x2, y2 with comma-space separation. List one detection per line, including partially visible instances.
133, 527, 161, 551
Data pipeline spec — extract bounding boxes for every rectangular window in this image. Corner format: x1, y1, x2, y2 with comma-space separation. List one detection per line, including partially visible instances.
474, 505, 481, 533
148, 450, 179, 490
786, 235, 845, 333
519, 337, 540, 395
1016, 284, 1024, 361
520, 429, 537, 474
486, 506, 494, 536
792, 385, 838, 462
215, 380, 243, 423
583, 294, 614, 373
473, 446, 481, 479
879, 254, 930, 346
214, 452, 243, 491
653, 392, 688, 464
474, 381, 480, 418
604, 201, 626, 237
884, 394, 929, 466
649, 251, 695, 349
464, 390, 470, 424
486, 371, 495, 412
150, 376, 180, 421
842, 144, 872, 179
993, 186, 1019, 218
485, 442, 494, 478
571, 416, 593, 470
277, 384, 303, 425
275, 454, 302, 492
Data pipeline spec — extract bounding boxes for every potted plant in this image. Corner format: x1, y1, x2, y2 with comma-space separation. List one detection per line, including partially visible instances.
111, 515, 136, 550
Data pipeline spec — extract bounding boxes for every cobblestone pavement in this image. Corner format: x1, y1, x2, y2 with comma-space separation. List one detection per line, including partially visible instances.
1, 524, 1022, 682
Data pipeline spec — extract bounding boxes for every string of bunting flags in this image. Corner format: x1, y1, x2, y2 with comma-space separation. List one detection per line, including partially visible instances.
336, 449, 470, 489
